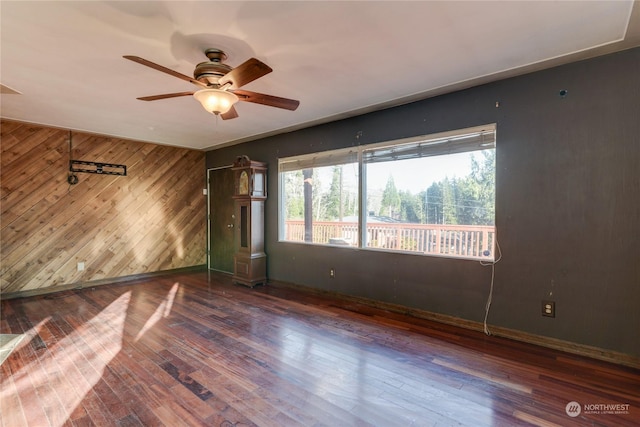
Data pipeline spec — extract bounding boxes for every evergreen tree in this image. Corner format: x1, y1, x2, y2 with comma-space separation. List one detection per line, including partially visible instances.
311, 170, 326, 221
380, 176, 401, 219
424, 183, 443, 224
324, 166, 343, 220
420, 149, 495, 226
441, 177, 458, 224
399, 190, 423, 223
284, 170, 304, 219
471, 150, 496, 225
453, 150, 495, 225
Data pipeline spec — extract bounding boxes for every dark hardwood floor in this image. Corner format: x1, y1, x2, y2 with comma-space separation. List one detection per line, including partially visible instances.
1, 271, 638, 426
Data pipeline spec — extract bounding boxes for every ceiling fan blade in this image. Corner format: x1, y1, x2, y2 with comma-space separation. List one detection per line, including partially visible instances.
136, 91, 195, 101
220, 105, 239, 120
233, 90, 300, 111
218, 58, 272, 90
123, 55, 207, 88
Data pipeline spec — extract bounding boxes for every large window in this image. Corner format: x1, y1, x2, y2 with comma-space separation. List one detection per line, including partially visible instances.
279, 124, 496, 260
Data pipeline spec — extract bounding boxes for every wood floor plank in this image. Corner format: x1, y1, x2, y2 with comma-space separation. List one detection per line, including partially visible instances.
2, 270, 639, 426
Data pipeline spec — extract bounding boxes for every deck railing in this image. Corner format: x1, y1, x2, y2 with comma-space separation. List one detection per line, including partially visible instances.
284, 220, 495, 259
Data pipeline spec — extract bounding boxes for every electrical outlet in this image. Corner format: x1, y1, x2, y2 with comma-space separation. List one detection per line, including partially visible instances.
542, 300, 555, 317
329, 269, 335, 278
77, 262, 85, 272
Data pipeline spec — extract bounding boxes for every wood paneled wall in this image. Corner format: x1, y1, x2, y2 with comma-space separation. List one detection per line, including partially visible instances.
1, 120, 206, 295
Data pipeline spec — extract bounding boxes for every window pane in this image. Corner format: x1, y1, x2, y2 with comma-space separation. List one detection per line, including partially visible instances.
364, 148, 495, 259
280, 163, 359, 246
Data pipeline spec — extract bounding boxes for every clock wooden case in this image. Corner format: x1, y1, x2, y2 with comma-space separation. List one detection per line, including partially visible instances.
232, 156, 267, 287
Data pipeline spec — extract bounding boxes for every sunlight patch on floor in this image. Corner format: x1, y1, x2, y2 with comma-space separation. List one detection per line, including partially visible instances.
2, 292, 130, 426
135, 282, 179, 341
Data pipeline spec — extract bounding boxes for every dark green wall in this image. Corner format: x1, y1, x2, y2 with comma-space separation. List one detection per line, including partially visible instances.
207, 48, 640, 358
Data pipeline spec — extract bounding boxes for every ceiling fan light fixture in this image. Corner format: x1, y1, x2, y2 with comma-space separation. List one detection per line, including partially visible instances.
193, 88, 238, 115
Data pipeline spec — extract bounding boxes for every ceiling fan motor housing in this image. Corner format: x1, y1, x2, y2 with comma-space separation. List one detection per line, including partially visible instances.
194, 62, 232, 85
194, 49, 232, 85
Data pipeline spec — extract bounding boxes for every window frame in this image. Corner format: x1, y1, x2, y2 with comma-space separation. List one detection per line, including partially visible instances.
278, 124, 496, 260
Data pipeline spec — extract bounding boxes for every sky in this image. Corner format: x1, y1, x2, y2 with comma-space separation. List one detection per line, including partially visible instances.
329, 151, 477, 195
308, 150, 487, 200
366, 151, 476, 194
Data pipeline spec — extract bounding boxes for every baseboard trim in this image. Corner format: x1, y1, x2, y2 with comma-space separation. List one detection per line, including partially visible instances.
0, 265, 207, 300
267, 279, 640, 370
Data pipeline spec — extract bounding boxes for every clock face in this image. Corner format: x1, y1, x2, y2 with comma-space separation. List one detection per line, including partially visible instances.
239, 170, 249, 195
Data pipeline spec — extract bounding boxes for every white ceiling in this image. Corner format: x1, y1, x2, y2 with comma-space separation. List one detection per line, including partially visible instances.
1, 1, 638, 151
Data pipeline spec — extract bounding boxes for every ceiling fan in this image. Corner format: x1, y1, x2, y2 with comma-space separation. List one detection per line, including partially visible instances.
124, 48, 300, 120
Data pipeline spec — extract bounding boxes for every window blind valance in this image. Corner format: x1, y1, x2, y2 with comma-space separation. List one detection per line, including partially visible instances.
363, 127, 495, 164
279, 147, 359, 172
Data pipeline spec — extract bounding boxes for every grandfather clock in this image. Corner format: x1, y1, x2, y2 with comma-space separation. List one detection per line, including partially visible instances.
232, 155, 267, 287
